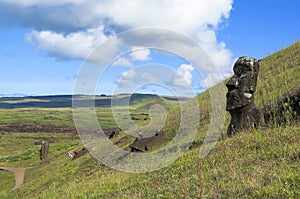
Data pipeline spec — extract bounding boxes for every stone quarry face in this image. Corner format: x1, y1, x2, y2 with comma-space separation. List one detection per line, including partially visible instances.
226, 56, 264, 135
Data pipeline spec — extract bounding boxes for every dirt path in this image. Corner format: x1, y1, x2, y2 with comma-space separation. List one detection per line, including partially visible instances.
0, 167, 30, 191
0, 145, 84, 191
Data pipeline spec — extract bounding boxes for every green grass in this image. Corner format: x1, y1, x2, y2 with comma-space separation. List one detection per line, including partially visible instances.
256, 41, 300, 106
0, 170, 15, 194
2, 125, 299, 198
200, 126, 300, 198
0, 132, 80, 168
0, 108, 74, 126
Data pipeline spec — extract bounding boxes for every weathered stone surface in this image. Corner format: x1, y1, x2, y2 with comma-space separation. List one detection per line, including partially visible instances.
130, 131, 166, 152
226, 56, 264, 135
40, 141, 50, 164
72, 147, 89, 159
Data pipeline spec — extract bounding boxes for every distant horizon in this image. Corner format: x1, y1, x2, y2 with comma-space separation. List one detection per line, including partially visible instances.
0, 92, 192, 98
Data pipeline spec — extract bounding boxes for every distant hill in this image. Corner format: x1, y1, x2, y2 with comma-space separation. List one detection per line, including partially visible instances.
0, 93, 28, 97
0, 93, 189, 108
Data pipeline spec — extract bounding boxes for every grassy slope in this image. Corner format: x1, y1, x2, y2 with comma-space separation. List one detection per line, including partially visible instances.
256, 42, 300, 106
1, 42, 300, 198
4, 126, 299, 199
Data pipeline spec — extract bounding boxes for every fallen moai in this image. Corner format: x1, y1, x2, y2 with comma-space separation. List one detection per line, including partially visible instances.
130, 131, 166, 152
68, 147, 89, 160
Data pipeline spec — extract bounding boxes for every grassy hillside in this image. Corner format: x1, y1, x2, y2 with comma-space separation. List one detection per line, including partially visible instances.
257, 42, 300, 106
199, 41, 300, 119
1, 42, 300, 198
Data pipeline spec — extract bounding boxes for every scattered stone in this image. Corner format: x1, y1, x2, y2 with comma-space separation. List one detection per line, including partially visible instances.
226, 56, 265, 135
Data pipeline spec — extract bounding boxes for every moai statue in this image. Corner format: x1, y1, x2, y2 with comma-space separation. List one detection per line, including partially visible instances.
40, 141, 50, 164
226, 56, 265, 136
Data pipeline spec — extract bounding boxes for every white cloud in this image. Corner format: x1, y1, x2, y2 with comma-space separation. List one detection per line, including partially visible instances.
112, 57, 133, 67
0, 0, 233, 33
141, 72, 158, 82
25, 26, 107, 60
0, 0, 85, 6
117, 70, 136, 85
1, 0, 234, 76
173, 64, 195, 88
196, 30, 232, 74
110, 47, 152, 67
105, 0, 232, 34
115, 66, 167, 90
116, 70, 158, 88
122, 70, 136, 79
130, 47, 151, 61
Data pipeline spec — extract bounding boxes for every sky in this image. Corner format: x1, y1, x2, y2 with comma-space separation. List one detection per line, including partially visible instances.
0, 0, 299, 97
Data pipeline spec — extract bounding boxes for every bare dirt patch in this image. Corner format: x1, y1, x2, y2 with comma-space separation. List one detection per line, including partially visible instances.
0, 123, 76, 134
0, 167, 30, 191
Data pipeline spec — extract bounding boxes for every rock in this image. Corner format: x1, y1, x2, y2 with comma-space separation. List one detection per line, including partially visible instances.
226, 56, 264, 135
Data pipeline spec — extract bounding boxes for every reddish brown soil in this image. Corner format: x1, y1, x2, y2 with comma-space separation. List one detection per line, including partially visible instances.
0, 123, 121, 137
0, 123, 76, 134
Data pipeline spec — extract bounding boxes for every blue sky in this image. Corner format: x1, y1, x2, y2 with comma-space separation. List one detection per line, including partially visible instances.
0, 0, 299, 97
